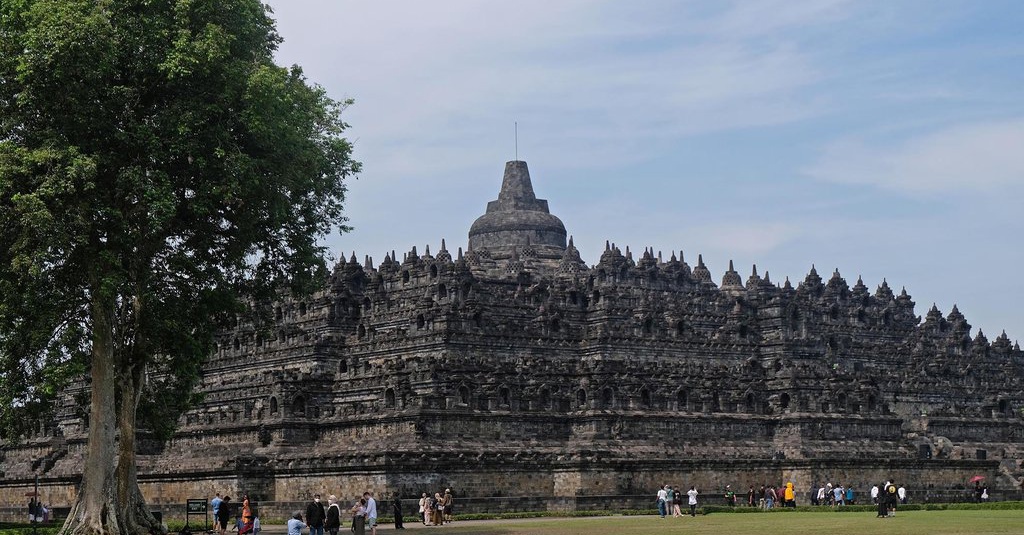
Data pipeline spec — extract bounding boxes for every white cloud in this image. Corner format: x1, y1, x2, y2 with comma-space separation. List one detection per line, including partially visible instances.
264, 1, 1024, 341
269, 1, 846, 176
806, 119, 1024, 194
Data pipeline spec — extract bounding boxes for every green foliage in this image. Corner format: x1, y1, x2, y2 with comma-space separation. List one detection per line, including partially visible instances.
0, 0, 358, 443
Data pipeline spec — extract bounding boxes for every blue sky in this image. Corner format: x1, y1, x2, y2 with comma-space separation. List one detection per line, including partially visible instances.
265, 0, 1024, 343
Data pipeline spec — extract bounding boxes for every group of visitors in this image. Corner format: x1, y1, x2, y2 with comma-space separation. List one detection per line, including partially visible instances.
287, 491, 380, 535
874, 481, 903, 517
812, 482, 857, 506
974, 481, 990, 502
655, 484, 699, 518
657, 479, 914, 516
418, 489, 454, 526
750, 483, 796, 508
210, 492, 256, 535
27, 498, 50, 523
212, 488, 451, 534
868, 482, 908, 506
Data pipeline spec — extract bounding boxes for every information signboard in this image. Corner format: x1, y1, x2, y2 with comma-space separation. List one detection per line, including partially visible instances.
185, 499, 208, 530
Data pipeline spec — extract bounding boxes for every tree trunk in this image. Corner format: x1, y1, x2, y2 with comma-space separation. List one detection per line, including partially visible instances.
60, 290, 121, 535
115, 354, 163, 535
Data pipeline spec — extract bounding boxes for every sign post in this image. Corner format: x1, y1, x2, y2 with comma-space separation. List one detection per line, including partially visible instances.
186, 499, 208, 532
32, 474, 38, 535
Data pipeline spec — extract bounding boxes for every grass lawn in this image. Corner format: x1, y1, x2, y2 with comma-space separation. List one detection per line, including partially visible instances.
419, 509, 1024, 535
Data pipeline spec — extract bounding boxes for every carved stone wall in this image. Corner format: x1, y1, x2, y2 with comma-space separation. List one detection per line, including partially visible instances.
2, 161, 1023, 519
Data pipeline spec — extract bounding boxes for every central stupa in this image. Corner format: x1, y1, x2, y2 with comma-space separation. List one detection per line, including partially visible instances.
467, 160, 567, 263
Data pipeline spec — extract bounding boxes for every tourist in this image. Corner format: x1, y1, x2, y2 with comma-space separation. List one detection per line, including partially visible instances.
666, 485, 675, 515
757, 485, 766, 509
391, 493, 404, 529
747, 486, 756, 507
425, 493, 435, 526
363, 492, 378, 535
350, 499, 366, 535
832, 483, 844, 506
687, 486, 698, 517
981, 487, 989, 501
443, 488, 454, 523
241, 495, 253, 527
672, 486, 683, 517
216, 496, 231, 535
325, 495, 342, 535
656, 484, 668, 518
287, 511, 306, 535
723, 484, 735, 506
784, 482, 796, 507
870, 484, 879, 504
816, 485, 826, 506
845, 485, 855, 505
431, 493, 443, 526
211, 493, 223, 522
418, 493, 428, 525
438, 489, 449, 524
898, 484, 907, 504
886, 482, 898, 516
876, 487, 887, 518
766, 485, 777, 509
306, 494, 326, 535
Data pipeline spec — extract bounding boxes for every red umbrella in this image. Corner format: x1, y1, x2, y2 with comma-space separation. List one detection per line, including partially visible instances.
969, 475, 985, 483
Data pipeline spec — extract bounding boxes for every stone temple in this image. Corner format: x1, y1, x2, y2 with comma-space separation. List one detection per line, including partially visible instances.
3, 160, 1024, 517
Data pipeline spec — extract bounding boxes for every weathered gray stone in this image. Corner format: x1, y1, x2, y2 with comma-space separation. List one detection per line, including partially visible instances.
3, 160, 1024, 519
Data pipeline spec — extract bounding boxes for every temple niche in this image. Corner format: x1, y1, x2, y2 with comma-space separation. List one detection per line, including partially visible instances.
3, 160, 1024, 516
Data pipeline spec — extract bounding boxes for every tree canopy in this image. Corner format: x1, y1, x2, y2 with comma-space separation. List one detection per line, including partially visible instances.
0, 1, 359, 533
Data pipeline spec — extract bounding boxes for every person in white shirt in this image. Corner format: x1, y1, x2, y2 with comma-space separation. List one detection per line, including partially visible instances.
363, 492, 377, 535
656, 485, 668, 518
870, 484, 879, 504
687, 486, 698, 517
897, 485, 907, 504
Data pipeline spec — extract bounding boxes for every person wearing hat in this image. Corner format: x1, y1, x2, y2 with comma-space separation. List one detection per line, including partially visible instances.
442, 489, 454, 524
287, 511, 306, 535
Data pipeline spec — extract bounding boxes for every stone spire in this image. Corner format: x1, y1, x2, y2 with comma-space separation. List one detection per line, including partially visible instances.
435, 239, 452, 264
691, 254, 712, 283
721, 260, 743, 292
468, 161, 567, 266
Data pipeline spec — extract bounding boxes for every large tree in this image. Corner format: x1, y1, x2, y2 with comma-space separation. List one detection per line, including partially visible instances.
0, 2, 359, 534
